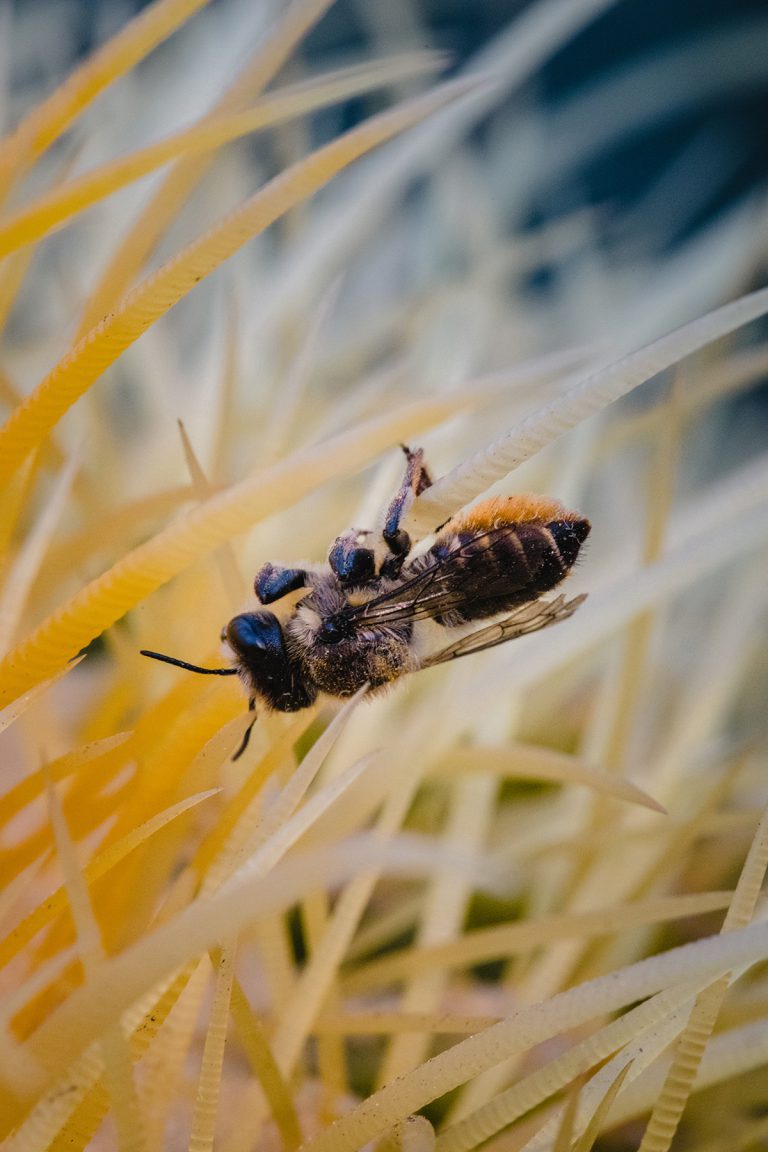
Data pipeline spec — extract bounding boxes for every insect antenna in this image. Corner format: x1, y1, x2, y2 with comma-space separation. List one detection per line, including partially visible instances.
232, 699, 257, 761
140, 650, 238, 675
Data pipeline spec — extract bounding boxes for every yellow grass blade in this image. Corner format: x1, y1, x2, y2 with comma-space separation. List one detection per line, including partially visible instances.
188, 947, 234, 1152
0, 452, 78, 654
0, 392, 474, 709
0, 658, 85, 735
0, 733, 130, 832
4, 838, 494, 1117
438, 743, 666, 814
343, 892, 732, 993
635, 800, 768, 1152
571, 1061, 632, 1152
0, 54, 443, 258
0, 76, 477, 491
407, 286, 768, 534
226, 972, 302, 1151
314, 1012, 502, 1036
301, 920, 768, 1152
0, 0, 211, 200
45, 774, 144, 1152
0, 791, 217, 971
73, 0, 338, 337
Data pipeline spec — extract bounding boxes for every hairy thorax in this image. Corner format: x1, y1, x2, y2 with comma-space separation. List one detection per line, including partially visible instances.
285, 574, 416, 697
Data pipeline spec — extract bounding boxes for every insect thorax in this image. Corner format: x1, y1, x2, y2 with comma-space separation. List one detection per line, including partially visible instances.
285, 574, 416, 697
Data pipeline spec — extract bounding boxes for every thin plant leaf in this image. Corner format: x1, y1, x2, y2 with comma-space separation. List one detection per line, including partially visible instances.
0, 0, 212, 199
0, 53, 445, 259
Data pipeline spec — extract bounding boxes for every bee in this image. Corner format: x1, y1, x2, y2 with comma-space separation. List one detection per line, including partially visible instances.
142, 447, 590, 757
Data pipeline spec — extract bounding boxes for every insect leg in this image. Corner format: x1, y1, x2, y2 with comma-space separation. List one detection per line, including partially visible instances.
232, 699, 257, 761
382, 446, 434, 559
254, 562, 310, 604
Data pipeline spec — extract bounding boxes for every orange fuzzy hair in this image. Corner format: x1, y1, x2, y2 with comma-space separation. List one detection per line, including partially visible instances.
440, 495, 581, 535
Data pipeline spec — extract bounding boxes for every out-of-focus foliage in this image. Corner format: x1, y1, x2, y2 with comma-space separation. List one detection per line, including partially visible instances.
0, 2, 767, 1151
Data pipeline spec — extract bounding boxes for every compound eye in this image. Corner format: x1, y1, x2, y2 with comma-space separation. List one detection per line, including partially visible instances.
328, 536, 375, 586
225, 611, 284, 657
254, 563, 308, 604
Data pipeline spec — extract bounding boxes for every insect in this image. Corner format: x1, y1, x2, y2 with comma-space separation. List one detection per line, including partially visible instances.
142, 447, 590, 757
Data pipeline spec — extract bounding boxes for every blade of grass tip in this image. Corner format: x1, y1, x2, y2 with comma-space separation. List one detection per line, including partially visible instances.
0, 790, 218, 971
0, 390, 474, 709
552, 1077, 585, 1152
45, 773, 145, 1152
177, 420, 242, 608
0, 732, 131, 832
571, 1061, 633, 1152
0, 657, 84, 734
0, 450, 78, 655
0, 52, 445, 259
191, 715, 310, 889
439, 745, 666, 814
0, 0, 212, 202
0, 74, 480, 493
410, 989, 687, 1152
606, 1017, 768, 1136
74, 0, 339, 336
220, 686, 369, 888
405, 286, 768, 535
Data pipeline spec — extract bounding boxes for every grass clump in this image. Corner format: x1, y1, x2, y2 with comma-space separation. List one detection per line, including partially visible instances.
1, 2, 767, 1150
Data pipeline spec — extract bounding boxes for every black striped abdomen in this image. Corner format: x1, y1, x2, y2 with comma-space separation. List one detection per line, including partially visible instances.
415, 514, 590, 626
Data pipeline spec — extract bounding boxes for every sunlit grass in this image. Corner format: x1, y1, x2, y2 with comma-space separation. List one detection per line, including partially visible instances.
1, 2, 767, 1150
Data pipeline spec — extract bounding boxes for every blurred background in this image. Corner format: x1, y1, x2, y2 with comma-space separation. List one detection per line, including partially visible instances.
2, 4, 768, 1150
6, 0, 768, 252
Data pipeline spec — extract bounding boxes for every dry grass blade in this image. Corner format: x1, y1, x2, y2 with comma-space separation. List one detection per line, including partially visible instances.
439, 744, 665, 813
0, 394, 469, 708
0, 53, 445, 259
1, 837, 496, 1117
343, 893, 733, 993
0, 0, 211, 199
300, 923, 768, 1152
571, 1061, 633, 1152
635, 801, 768, 1152
2, 2, 766, 1148
407, 286, 768, 532
0, 791, 217, 971
0, 75, 478, 491
71, 0, 337, 338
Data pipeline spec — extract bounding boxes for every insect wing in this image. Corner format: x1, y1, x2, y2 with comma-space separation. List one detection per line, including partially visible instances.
343, 557, 472, 626
421, 593, 587, 667
344, 523, 545, 628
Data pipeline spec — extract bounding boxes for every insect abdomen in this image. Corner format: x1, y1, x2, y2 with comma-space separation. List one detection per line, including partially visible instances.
418, 497, 590, 625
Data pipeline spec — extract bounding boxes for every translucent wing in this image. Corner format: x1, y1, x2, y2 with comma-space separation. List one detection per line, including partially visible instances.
420, 593, 587, 667
343, 525, 540, 628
